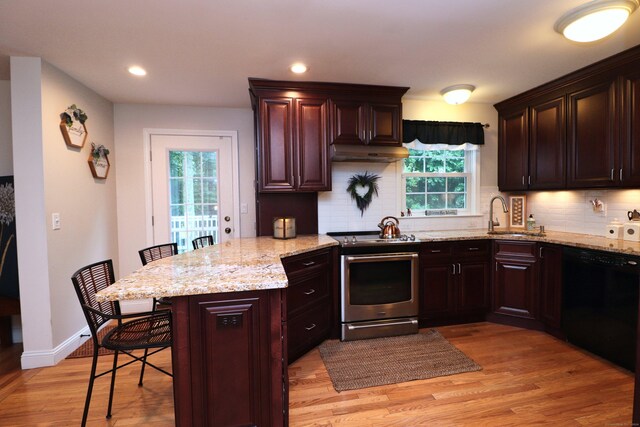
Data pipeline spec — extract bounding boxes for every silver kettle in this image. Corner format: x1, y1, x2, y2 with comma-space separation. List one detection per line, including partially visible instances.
377, 216, 401, 239
628, 209, 640, 221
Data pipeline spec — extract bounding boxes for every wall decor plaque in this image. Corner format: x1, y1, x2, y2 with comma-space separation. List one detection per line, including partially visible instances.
509, 195, 526, 228
88, 143, 110, 179
59, 104, 88, 148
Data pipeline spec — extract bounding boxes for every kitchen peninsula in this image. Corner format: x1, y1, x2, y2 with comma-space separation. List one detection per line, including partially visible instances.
96, 231, 640, 426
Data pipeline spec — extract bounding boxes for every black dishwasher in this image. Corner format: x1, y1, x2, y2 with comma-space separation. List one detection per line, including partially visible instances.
562, 247, 640, 371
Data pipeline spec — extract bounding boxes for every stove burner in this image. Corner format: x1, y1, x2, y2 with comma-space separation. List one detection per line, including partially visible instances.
327, 231, 420, 248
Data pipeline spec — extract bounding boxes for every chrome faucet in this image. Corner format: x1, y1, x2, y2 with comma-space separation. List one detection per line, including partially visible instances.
488, 195, 509, 232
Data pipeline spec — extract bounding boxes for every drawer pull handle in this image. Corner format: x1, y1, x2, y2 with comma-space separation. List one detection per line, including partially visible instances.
302, 261, 316, 267
468, 247, 479, 251
305, 323, 317, 331
431, 249, 442, 253
303, 289, 316, 295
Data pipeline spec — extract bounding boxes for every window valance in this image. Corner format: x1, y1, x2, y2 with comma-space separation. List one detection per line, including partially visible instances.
402, 120, 485, 146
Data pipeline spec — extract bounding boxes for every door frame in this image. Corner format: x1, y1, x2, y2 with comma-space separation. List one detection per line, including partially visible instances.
143, 128, 241, 246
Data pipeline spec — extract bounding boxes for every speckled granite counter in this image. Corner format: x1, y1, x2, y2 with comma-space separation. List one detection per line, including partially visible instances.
96, 235, 338, 302
97, 229, 640, 302
414, 229, 640, 256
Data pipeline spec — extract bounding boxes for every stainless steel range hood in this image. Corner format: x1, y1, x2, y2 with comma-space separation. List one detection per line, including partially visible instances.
330, 144, 409, 163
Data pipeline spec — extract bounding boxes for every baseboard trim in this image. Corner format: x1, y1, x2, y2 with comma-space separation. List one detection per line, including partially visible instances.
21, 324, 91, 369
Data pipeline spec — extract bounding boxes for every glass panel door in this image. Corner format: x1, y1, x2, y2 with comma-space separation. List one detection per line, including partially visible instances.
169, 150, 219, 253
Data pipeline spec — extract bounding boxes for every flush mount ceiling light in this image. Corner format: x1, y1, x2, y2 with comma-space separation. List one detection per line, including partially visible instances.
127, 65, 147, 76
440, 84, 475, 105
555, 0, 638, 42
290, 63, 308, 74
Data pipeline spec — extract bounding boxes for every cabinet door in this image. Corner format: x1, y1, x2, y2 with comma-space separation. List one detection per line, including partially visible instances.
567, 79, 617, 188
457, 261, 489, 314
295, 98, 331, 191
498, 107, 529, 191
493, 257, 537, 319
420, 263, 456, 320
330, 100, 366, 145
258, 98, 295, 191
368, 102, 402, 146
529, 97, 566, 189
539, 244, 563, 331
621, 71, 640, 187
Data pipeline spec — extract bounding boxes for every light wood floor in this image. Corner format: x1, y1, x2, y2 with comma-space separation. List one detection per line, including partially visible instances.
0, 322, 634, 426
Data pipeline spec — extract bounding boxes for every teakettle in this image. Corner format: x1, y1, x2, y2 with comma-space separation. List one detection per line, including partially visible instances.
628, 209, 640, 221
377, 216, 401, 239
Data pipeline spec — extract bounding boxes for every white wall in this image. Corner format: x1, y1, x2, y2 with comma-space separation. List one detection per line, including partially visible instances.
0, 80, 11, 176
11, 57, 118, 368
114, 104, 255, 276
318, 98, 500, 233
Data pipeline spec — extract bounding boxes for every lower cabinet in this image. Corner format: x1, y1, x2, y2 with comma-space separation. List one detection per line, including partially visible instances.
171, 290, 286, 427
492, 240, 538, 320
538, 243, 563, 335
282, 248, 333, 363
420, 241, 490, 324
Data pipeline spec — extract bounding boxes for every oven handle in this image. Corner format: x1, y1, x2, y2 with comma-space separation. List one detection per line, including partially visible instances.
347, 319, 418, 330
344, 253, 418, 263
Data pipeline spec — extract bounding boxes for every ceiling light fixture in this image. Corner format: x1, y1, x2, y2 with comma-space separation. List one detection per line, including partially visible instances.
290, 63, 308, 74
128, 66, 147, 76
555, 0, 638, 43
440, 84, 475, 105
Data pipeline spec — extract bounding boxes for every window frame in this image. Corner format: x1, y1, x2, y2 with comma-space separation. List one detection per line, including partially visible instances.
399, 145, 480, 217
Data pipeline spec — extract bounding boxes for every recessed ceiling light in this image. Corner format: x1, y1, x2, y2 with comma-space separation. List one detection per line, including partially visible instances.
440, 84, 475, 105
555, 0, 638, 43
290, 63, 308, 74
128, 66, 147, 76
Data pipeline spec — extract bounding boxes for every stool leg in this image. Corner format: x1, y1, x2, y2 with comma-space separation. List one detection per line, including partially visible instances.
138, 348, 149, 386
106, 350, 119, 419
81, 344, 99, 427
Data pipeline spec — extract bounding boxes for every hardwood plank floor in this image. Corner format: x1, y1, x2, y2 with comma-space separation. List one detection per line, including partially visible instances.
0, 322, 633, 426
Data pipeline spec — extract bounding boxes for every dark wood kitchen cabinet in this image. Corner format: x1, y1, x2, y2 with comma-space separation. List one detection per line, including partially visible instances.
567, 77, 618, 188
419, 240, 490, 325
497, 96, 566, 191
331, 100, 402, 146
171, 290, 286, 427
282, 248, 333, 363
253, 94, 330, 192
538, 243, 563, 336
492, 240, 539, 323
495, 44, 640, 191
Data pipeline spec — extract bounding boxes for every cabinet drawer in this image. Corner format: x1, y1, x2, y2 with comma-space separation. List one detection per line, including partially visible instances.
287, 272, 330, 317
282, 250, 330, 275
288, 302, 331, 362
494, 240, 536, 258
420, 242, 453, 263
453, 240, 490, 258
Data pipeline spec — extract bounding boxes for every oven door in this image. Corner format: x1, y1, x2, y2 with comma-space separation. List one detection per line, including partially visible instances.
341, 252, 419, 323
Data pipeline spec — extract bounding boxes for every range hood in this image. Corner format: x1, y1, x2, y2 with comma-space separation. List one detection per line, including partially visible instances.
330, 144, 409, 163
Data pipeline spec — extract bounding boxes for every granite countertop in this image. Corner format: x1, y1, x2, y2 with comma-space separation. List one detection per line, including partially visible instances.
96, 235, 338, 302
97, 229, 640, 302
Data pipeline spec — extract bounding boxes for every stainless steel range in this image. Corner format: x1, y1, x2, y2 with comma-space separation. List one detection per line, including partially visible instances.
328, 230, 420, 341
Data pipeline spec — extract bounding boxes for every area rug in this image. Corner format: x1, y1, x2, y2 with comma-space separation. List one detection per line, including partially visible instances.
66, 324, 115, 359
318, 329, 481, 392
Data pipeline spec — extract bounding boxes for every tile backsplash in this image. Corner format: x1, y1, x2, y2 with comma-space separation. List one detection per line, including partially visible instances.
317, 162, 640, 237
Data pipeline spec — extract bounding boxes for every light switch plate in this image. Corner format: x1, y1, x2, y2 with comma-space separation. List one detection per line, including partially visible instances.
52, 213, 61, 230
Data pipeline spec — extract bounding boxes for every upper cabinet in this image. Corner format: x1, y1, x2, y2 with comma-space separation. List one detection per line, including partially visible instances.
495, 45, 640, 191
250, 79, 408, 193
331, 100, 402, 146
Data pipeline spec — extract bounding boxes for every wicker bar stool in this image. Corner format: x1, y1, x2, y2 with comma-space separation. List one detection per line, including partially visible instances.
71, 259, 172, 426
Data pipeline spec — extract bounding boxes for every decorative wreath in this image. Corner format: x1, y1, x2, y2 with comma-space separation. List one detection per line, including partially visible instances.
346, 171, 380, 216
60, 104, 88, 127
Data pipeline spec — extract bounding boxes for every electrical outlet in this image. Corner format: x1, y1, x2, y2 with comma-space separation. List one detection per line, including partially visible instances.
217, 313, 243, 328
52, 213, 61, 230
241, 203, 248, 214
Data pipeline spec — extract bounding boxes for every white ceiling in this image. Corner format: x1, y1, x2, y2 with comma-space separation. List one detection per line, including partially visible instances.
1, 0, 640, 108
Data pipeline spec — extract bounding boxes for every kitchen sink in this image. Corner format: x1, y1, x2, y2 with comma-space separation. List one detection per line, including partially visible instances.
487, 230, 546, 238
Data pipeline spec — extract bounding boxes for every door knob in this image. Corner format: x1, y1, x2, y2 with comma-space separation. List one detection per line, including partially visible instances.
224, 227, 231, 234
224, 216, 231, 222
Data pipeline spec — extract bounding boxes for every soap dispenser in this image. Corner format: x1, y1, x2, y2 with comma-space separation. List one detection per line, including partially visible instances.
526, 214, 536, 231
